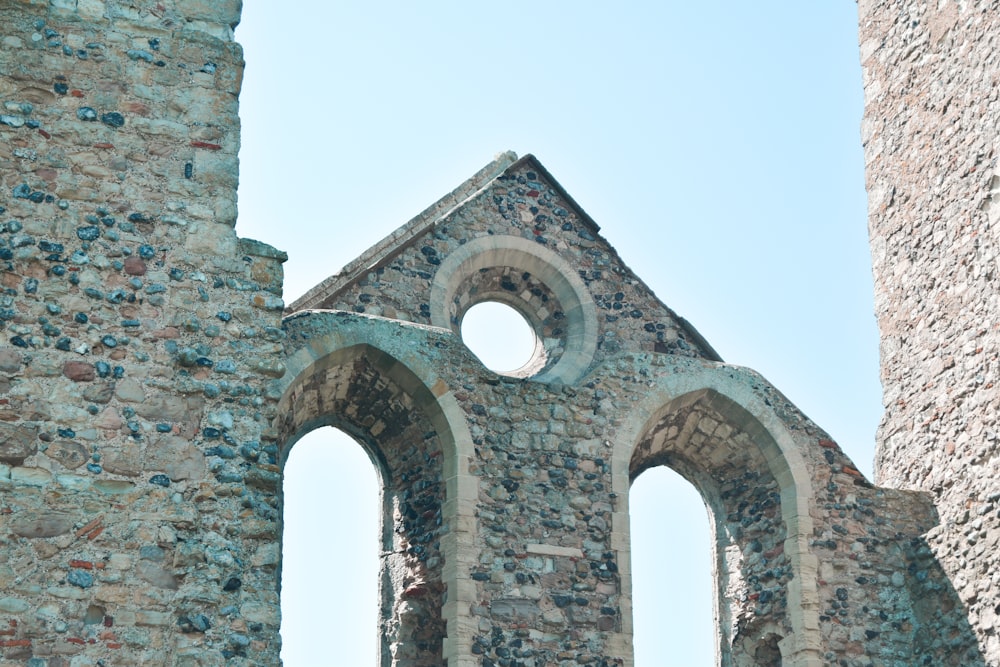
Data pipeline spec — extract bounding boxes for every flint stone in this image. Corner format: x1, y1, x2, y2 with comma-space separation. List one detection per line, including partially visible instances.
252, 359, 286, 378
173, 541, 206, 567
0, 348, 22, 373
123, 256, 146, 275
136, 561, 178, 590
102, 447, 141, 477
252, 293, 284, 311
115, 377, 145, 402
239, 519, 277, 540
43, 441, 88, 469
67, 569, 94, 588
63, 361, 96, 382
0, 424, 38, 464
12, 467, 51, 487
146, 434, 205, 480
82, 382, 115, 404
95, 406, 122, 430
139, 545, 166, 562
0, 597, 29, 613
11, 511, 76, 538
244, 466, 279, 491
134, 394, 204, 422
491, 598, 540, 620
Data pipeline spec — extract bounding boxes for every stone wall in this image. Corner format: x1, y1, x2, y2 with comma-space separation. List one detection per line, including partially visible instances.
1, 1, 287, 665
278, 308, 951, 667
292, 154, 721, 376
279, 155, 962, 667
0, 0, 994, 665
860, 0, 1000, 663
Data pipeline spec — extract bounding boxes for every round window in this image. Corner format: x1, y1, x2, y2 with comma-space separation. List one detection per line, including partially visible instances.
460, 302, 538, 374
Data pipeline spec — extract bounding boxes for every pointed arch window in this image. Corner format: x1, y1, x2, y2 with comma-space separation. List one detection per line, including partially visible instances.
281, 427, 379, 666
630, 465, 715, 665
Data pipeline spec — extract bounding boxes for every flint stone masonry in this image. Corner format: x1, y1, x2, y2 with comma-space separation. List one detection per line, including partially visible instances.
861, 0, 1000, 664
0, 1, 997, 666
0, 1, 287, 665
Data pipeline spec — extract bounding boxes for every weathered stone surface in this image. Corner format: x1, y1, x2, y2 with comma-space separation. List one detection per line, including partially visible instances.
123, 256, 147, 275
82, 383, 115, 404
0, 2, 285, 663
490, 598, 540, 621
62, 361, 95, 382
0, 0, 991, 664
0, 348, 23, 373
42, 441, 88, 470
0, 424, 37, 465
136, 561, 179, 590
102, 448, 142, 477
176, 0, 243, 26
94, 407, 123, 430
93, 480, 136, 495
861, 2, 1000, 662
133, 395, 205, 422
0, 597, 30, 613
11, 511, 76, 538
115, 378, 146, 403
12, 467, 53, 487
145, 434, 205, 481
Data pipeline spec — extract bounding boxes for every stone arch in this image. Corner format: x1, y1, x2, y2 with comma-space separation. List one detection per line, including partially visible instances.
429, 234, 599, 382
274, 312, 478, 667
610, 364, 821, 667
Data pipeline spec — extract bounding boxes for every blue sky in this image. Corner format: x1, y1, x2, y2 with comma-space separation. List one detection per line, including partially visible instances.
235, 3, 874, 664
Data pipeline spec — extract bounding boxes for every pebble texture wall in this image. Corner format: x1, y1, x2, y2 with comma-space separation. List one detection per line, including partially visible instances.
281, 155, 962, 667
0, 1, 288, 665
0, 1, 993, 666
861, 0, 1000, 663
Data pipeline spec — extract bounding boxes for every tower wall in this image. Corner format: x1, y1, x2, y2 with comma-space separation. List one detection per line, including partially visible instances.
860, 0, 1000, 661
0, 2, 287, 664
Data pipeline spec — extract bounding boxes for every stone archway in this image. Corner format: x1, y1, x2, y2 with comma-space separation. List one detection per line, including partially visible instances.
279, 426, 380, 664
275, 310, 480, 667
274, 342, 447, 666
611, 365, 822, 667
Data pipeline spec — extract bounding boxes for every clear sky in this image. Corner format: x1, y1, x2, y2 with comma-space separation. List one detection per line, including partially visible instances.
234, 3, 875, 665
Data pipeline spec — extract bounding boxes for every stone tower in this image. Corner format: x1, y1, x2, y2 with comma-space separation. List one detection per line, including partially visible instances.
861, 0, 1000, 663
0, 1, 289, 665
0, 1, 996, 666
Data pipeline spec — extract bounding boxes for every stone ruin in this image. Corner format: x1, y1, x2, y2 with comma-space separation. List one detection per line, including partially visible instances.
1, 1, 999, 666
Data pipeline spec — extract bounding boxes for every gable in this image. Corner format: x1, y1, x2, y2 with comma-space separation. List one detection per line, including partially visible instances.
289, 152, 720, 381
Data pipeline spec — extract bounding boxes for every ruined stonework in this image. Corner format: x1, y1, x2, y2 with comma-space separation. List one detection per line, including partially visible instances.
280, 154, 953, 667
0, 1, 288, 665
0, 1, 997, 666
861, 0, 1000, 664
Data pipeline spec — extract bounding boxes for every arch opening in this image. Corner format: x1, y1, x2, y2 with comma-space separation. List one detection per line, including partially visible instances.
275, 341, 450, 667
429, 235, 599, 383
280, 426, 380, 666
626, 389, 793, 666
460, 300, 540, 375
630, 465, 715, 665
